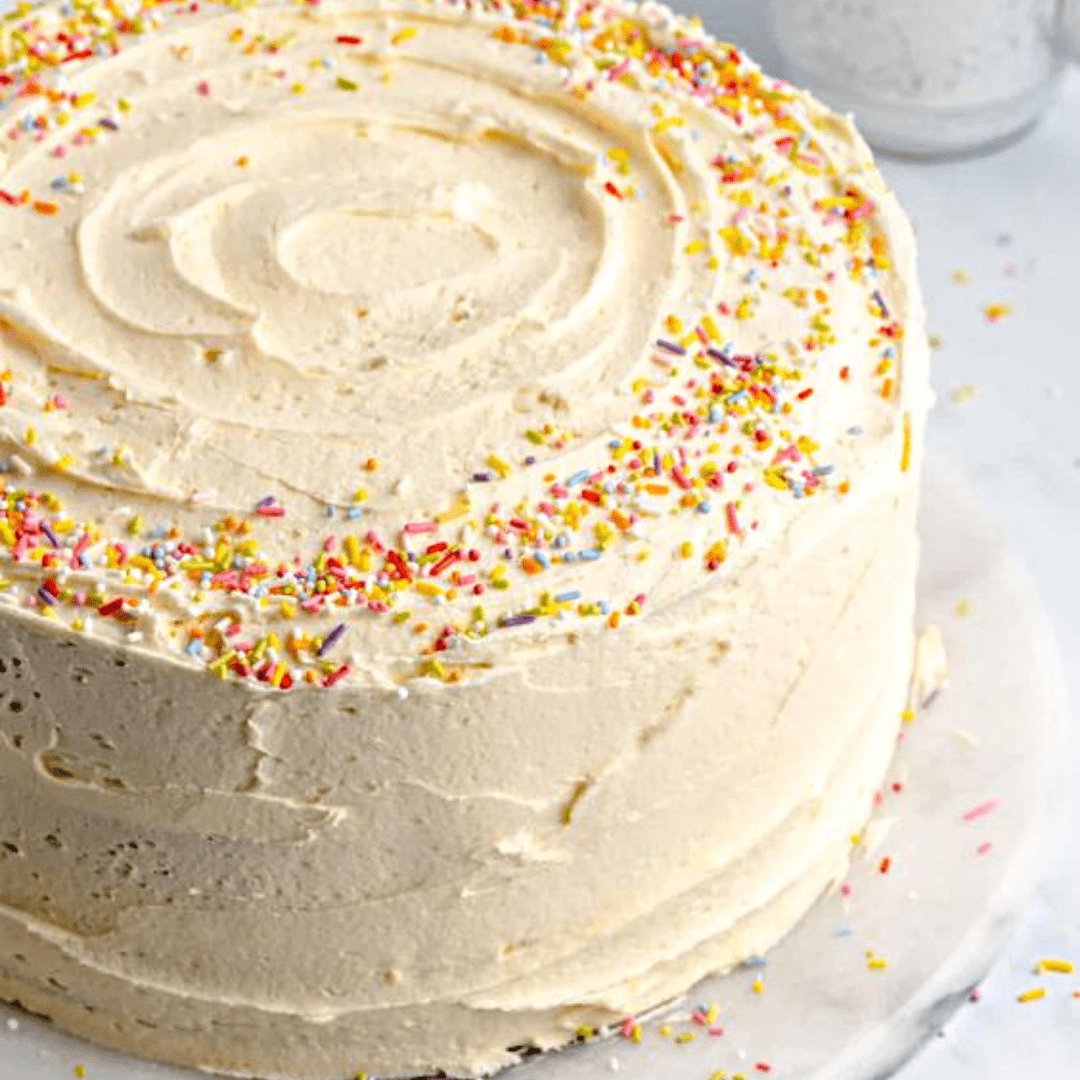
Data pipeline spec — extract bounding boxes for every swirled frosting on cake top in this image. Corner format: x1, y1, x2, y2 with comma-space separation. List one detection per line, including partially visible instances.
0, 0, 918, 688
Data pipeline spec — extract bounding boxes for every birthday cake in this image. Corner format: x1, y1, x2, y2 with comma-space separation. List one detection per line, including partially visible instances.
0, 0, 929, 1076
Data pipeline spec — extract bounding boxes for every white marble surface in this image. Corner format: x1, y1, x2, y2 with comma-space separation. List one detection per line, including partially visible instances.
694, 4, 1080, 1076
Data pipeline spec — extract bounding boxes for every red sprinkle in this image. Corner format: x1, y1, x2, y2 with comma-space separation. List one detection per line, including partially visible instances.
336, 33, 363, 44
98, 597, 124, 618
322, 664, 350, 687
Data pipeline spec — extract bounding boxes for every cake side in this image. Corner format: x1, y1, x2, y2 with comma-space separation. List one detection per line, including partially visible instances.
0, 0, 929, 1076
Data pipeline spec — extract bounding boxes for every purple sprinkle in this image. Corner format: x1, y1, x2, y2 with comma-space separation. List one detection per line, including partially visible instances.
317, 623, 346, 657
706, 346, 737, 367
655, 339, 686, 356
37, 585, 57, 606
472, 471, 492, 483
255, 495, 277, 509
99, 117, 119, 131
41, 522, 60, 548
501, 614, 537, 629
873, 289, 890, 317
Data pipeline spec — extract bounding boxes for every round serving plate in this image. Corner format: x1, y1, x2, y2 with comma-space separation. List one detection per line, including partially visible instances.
0, 451, 1068, 1080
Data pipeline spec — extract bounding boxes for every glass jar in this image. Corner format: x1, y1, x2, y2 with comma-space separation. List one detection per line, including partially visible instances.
767, 0, 1080, 159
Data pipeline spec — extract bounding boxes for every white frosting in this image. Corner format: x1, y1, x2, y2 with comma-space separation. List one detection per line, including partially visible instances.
0, 0, 929, 1075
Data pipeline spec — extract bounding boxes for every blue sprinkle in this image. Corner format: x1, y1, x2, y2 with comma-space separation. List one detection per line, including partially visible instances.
555, 590, 581, 603
578, 548, 601, 562
563, 551, 577, 563
697, 502, 711, 514
567, 469, 590, 487
346, 507, 363, 520
534, 551, 550, 569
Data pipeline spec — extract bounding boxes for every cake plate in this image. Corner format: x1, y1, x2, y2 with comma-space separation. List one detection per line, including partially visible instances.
0, 451, 1067, 1080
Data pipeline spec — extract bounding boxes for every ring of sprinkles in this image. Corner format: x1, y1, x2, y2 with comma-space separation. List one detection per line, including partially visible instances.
0, 0, 912, 691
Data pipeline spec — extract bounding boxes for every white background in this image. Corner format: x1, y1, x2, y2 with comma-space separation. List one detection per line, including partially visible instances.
698, 3, 1080, 1076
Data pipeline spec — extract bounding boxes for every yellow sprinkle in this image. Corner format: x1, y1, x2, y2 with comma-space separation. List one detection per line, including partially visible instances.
653, 115, 685, 133
55, 454, 76, 470
659, 1025, 673, 1038
575, 1025, 595, 1039
25, 426, 37, 446
561, 780, 588, 826
422, 658, 447, 680
710, 1072, 728, 1080
1039, 959, 1074, 975
354, 1072, 368, 1080
127, 515, 144, 536
679, 541, 694, 559
390, 26, 417, 45
900, 412, 912, 472
751, 977, 764, 994
75, 1067, 87, 1079
867, 957, 888, 971
337, 76, 358, 91
675, 1031, 696, 1044
415, 581, 442, 598
984, 302, 1013, 323
487, 453, 511, 479
47, 362, 103, 381
436, 497, 470, 524
955, 598, 972, 619
901, 709, 916, 724
1017, 987, 1047, 1003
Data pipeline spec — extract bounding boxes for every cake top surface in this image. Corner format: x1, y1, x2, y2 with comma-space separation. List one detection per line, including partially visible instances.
0, 0, 920, 690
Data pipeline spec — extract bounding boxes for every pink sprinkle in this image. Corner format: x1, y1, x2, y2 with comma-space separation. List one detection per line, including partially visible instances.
256, 505, 285, 517
619, 1018, 637, 1038
607, 58, 630, 81
840, 882, 853, 898
197, 80, 211, 95
403, 521, 437, 535
962, 799, 999, 823
725, 501, 741, 536
709, 1025, 725, 1037
691, 1010, 708, 1026
969, 988, 982, 1002
976, 842, 993, 856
